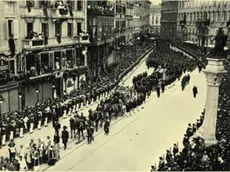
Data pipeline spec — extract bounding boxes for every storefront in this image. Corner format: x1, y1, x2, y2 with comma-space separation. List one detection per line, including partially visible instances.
0, 83, 19, 114
23, 45, 88, 106
23, 79, 53, 107
0, 53, 21, 114
64, 72, 86, 95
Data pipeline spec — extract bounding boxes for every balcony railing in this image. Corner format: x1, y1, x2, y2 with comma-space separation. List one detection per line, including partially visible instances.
23, 39, 44, 49
87, 5, 114, 16
23, 34, 90, 49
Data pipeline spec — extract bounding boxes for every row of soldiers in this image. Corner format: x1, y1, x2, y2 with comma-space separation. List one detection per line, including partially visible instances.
0, 79, 118, 148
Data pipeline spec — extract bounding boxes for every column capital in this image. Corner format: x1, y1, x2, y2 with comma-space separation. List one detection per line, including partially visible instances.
203, 57, 227, 86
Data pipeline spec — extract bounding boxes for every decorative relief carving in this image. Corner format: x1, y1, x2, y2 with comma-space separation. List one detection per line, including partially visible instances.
205, 73, 225, 86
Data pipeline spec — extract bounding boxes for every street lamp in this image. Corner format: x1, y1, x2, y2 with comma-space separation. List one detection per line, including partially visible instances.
36, 88, 39, 102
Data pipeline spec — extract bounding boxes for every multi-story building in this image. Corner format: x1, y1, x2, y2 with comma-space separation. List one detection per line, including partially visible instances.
87, 0, 115, 77
133, 0, 151, 37
0, 0, 89, 113
149, 5, 161, 35
126, 0, 134, 42
20, 0, 89, 107
0, 0, 21, 114
160, 0, 179, 41
115, 0, 127, 45
177, 0, 230, 48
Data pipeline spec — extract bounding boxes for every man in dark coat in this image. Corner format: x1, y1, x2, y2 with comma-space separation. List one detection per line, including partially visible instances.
86, 126, 94, 144
192, 85, 198, 98
104, 118, 110, 135
161, 82, 165, 93
61, 126, 69, 150
156, 85, 161, 98
54, 121, 61, 134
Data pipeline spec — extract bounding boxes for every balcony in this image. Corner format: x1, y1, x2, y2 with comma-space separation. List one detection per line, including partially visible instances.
87, 5, 114, 17
179, 20, 186, 26
23, 38, 44, 49
79, 32, 90, 44
51, 8, 71, 19
196, 19, 210, 27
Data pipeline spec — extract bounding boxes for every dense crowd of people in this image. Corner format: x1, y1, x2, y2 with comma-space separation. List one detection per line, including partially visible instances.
0, 42, 152, 171
3, 37, 229, 171
154, 41, 230, 171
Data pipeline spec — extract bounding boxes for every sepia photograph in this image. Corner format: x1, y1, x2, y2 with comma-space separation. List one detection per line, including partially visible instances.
0, 0, 229, 171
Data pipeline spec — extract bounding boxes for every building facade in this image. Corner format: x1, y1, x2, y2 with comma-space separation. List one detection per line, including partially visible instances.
149, 5, 161, 35
0, 0, 89, 113
0, 0, 22, 114
87, 0, 116, 77
0, 0, 151, 114
177, 0, 230, 48
160, 0, 179, 41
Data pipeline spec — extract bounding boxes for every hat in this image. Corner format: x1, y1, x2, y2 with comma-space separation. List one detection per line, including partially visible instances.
63, 126, 67, 129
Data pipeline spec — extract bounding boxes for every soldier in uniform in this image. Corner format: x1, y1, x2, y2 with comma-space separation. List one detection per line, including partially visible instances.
9, 120, 16, 140
29, 113, 35, 134
69, 116, 75, 138
1, 122, 7, 146
18, 118, 24, 138
37, 110, 42, 130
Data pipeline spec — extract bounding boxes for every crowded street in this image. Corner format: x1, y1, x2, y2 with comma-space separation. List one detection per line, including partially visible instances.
44, 57, 206, 171
2, 0, 230, 171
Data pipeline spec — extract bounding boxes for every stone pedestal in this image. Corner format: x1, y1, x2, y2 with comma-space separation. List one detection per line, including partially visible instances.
203, 58, 227, 146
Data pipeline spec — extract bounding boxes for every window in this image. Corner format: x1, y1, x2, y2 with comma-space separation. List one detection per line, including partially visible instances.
27, 23, 33, 38
77, 0, 83, 11
26, 0, 35, 7
67, 23, 73, 37
55, 22, 62, 36
8, 20, 13, 37
77, 22, 82, 36
223, 11, 227, 21
156, 16, 158, 24
42, 23, 49, 37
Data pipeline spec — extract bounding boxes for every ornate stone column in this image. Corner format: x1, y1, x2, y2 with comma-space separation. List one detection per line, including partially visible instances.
203, 58, 227, 146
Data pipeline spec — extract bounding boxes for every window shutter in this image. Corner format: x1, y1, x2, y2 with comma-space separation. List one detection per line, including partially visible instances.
14, 19, 19, 38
